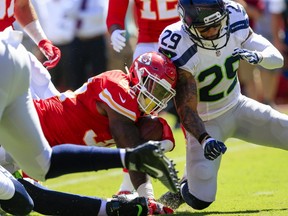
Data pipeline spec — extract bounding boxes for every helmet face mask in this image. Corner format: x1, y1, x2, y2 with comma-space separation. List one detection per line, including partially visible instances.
178, 0, 230, 51
129, 52, 177, 115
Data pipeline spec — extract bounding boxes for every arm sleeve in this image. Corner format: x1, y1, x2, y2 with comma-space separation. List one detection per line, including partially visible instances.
106, 0, 129, 30
242, 32, 284, 69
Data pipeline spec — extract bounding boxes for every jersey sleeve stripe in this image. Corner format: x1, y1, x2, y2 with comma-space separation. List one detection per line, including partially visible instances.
99, 89, 137, 121
173, 43, 197, 67
230, 19, 249, 33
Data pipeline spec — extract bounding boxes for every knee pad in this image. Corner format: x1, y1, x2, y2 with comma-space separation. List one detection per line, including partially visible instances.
181, 181, 212, 210
194, 162, 214, 181
0, 178, 34, 215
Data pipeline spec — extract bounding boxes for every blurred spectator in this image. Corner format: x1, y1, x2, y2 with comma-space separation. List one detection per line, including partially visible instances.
34, 0, 108, 91
254, 0, 283, 107
235, 0, 265, 100
107, 0, 179, 60
106, 0, 136, 71
271, 0, 288, 104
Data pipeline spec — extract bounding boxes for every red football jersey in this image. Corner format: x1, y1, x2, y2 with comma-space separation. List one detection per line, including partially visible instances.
34, 70, 140, 147
0, 0, 16, 31
106, 0, 179, 43
34, 70, 174, 148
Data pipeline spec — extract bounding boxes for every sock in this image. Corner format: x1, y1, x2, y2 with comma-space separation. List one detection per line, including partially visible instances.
19, 178, 102, 215
45, 144, 123, 179
119, 149, 126, 168
118, 168, 134, 192
136, 180, 154, 199
98, 200, 108, 216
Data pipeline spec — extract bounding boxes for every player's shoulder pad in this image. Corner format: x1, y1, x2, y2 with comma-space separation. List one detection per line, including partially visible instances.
226, 1, 248, 28
225, 0, 249, 40
158, 21, 197, 66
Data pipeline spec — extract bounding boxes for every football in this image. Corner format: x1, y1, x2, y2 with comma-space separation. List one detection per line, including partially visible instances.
136, 115, 163, 141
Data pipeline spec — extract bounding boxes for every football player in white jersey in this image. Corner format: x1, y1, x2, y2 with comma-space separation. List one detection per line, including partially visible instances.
157, 0, 286, 211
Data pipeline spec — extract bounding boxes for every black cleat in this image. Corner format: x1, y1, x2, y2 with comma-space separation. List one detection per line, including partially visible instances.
158, 190, 185, 210
125, 141, 180, 192
106, 197, 148, 216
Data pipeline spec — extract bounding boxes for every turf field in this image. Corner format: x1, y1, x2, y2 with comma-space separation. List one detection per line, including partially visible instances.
15, 113, 288, 215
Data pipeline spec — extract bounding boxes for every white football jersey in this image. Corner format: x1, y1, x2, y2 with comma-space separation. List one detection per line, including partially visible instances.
158, 1, 250, 121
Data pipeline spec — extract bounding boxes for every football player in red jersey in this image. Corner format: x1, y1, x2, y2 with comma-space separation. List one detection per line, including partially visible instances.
0, 0, 61, 99
107, 0, 179, 59
1, 51, 178, 215
34, 52, 176, 150
32, 52, 177, 214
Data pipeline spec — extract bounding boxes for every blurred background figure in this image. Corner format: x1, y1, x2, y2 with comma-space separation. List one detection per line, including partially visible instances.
254, 0, 283, 107
234, 0, 265, 101
33, 0, 108, 91
107, 0, 179, 60
106, 0, 136, 71
270, 0, 288, 106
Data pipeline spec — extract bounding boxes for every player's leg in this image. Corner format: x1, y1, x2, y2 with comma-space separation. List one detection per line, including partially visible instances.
159, 117, 228, 210
0, 166, 33, 215
158, 134, 218, 210
19, 178, 148, 216
45, 142, 179, 192
182, 112, 234, 210
0, 38, 37, 215
234, 95, 288, 150
183, 134, 220, 209
117, 168, 136, 195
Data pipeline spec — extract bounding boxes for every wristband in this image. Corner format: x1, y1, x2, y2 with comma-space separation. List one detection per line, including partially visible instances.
202, 137, 214, 150
198, 132, 211, 144
23, 20, 47, 45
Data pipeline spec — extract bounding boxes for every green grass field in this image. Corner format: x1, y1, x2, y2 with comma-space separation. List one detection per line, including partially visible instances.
24, 114, 288, 215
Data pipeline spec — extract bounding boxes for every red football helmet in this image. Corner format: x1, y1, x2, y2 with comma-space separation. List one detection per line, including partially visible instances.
129, 51, 177, 114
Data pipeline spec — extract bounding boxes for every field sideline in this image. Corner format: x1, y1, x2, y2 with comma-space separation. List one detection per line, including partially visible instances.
6, 112, 288, 216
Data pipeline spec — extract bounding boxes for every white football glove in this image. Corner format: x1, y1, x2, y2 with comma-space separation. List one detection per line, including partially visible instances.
110, 29, 126, 53
232, 48, 263, 65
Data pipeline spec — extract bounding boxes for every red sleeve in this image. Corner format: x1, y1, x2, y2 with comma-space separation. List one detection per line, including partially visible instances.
0, 0, 16, 31
159, 117, 175, 151
94, 71, 141, 122
106, 0, 130, 30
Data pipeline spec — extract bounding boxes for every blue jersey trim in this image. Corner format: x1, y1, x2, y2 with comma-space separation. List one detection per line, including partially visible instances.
230, 19, 249, 33
173, 43, 197, 67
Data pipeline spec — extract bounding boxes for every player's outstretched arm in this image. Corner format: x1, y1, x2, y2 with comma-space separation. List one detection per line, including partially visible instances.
14, 0, 61, 69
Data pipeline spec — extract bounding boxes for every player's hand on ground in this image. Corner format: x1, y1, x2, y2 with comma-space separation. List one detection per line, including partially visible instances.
111, 29, 126, 52
202, 138, 227, 160
38, 39, 61, 69
232, 48, 262, 65
148, 198, 174, 215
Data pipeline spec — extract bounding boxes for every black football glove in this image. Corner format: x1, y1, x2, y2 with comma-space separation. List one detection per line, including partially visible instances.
202, 138, 227, 160
232, 48, 263, 65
